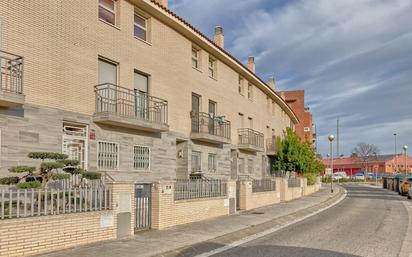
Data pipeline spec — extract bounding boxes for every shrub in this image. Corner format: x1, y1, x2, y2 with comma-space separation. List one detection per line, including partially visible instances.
304, 173, 317, 185
8, 166, 36, 174
51, 173, 70, 180
40, 162, 64, 171
0, 176, 19, 185
28, 152, 68, 160
16, 181, 42, 189
81, 171, 102, 180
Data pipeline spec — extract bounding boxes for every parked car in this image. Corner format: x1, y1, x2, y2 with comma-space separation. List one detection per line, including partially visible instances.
408, 186, 412, 199
354, 172, 365, 180
369, 173, 383, 179
332, 173, 343, 181
334, 172, 348, 179
399, 177, 412, 196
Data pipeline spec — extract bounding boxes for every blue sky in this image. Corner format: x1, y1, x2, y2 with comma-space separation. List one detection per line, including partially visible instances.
168, 0, 412, 157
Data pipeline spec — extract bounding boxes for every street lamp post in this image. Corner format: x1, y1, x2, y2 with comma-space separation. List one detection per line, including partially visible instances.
394, 133, 397, 173
403, 145, 408, 177
328, 134, 335, 193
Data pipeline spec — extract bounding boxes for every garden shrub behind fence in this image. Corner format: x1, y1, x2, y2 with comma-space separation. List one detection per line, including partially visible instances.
174, 179, 227, 200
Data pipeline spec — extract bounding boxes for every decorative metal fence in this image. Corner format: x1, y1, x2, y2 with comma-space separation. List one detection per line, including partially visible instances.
252, 179, 276, 192
288, 178, 302, 188
191, 112, 231, 139
174, 179, 227, 201
95, 83, 168, 125
0, 50, 24, 94
0, 186, 112, 220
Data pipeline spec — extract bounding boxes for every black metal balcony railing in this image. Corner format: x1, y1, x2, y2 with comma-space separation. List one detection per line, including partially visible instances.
0, 50, 24, 94
238, 128, 264, 148
95, 83, 168, 125
191, 112, 231, 140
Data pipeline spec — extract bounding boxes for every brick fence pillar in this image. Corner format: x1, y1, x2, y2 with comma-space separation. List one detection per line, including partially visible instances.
239, 180, 252, 210
151, 181, 174, 230
107, 181, 135, 238
279, 178, 291, 201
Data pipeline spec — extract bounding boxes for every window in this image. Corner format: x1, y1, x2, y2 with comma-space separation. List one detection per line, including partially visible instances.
99, 0, 116, 26
208, 57, 216, 78
134, 13, 147, 41
208, 154, 217, 172
248, 159, 253, 174
239, 158, 245, 173
247, 84, 253, 100
192, 48, 200, 69
239, 113, 244, 128
98, 58, 117, 84
238, 77, 244, 95
304, 127, 310, 132
97, 141, 119, 170
192, 151, 201, 172
248, 117, 253, 129
134, 146, 150, 170
63, 122, 88, 169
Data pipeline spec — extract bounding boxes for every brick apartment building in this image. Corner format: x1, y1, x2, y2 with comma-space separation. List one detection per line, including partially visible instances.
281, 90, 316, 149
0, 0, 299, 182
321, 154, 412, 176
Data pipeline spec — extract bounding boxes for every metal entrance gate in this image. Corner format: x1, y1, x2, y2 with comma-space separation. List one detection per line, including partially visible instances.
135, 184, 151, 230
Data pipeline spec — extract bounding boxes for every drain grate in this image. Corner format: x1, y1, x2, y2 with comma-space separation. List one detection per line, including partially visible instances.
251, 211, 265, 215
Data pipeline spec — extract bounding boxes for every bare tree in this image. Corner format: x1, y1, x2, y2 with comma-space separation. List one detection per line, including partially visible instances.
352, 143, 380, 180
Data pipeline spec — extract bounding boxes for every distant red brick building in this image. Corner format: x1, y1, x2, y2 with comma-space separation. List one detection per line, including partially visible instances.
321, 154, 412, 176
282, 90, 316, 149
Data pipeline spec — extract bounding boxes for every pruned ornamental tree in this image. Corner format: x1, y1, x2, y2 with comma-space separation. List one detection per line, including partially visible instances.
0, 152, 84, 189
273, 128, 324, 184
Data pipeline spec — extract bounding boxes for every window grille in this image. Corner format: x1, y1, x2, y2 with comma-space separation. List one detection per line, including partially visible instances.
97, 141, 119, 170
134, 146, 150, 170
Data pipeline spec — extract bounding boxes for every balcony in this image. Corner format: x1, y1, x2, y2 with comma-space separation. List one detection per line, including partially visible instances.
0, 50, 25, 107
266, 138, 278, 156
93, 83, 169, 132
238, 128, 264, 152
191, 112, 231, 144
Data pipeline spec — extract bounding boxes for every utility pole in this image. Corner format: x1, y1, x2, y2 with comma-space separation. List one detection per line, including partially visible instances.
336, 119, 340, 158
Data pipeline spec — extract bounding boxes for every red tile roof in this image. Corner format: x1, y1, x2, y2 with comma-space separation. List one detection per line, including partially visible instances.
149, 0, 299, 122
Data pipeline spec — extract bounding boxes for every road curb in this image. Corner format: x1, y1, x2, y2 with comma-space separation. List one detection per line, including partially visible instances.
399, 200, 412, 257
155, 185, 347, 257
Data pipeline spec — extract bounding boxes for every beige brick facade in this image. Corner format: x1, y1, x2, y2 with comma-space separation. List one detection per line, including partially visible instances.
238, 179, 281, 211
0, 0, 298, 181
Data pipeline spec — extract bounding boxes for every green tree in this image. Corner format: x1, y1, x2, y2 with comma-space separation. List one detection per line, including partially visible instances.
273, 128, 324, 177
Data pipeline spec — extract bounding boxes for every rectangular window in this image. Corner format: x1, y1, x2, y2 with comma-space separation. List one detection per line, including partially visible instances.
134, 146, 150, 170
134, 13, 147, 41
192, 48, 199, 69
97, 141, 119, 170
239, 113, 244, 128
192, 151, 201, 172
248, 84, 253, 100
99, 0, 116, 25
98, 58, 117, 85
239, 158, 245, 173
248, 159, 253, 174
248, 117, 253, 129
63, 122, 88, 170
208, 57, 216, 78
238, 77, 244, 95
208, 154, 216, 172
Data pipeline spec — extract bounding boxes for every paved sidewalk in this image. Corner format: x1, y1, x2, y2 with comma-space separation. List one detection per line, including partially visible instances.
40, 186, 344, 257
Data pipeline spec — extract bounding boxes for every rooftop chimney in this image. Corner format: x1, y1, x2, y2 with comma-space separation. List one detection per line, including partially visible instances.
268, 76, 276, 91
247, 56, 255, 73
213, 26, 224, 48
154, 0, 168, 8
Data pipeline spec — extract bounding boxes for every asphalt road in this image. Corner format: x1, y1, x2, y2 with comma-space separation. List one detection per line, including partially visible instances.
185, 184, 409, 257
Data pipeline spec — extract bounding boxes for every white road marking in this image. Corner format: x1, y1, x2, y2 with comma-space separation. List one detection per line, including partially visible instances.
193, 188, 348, 257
